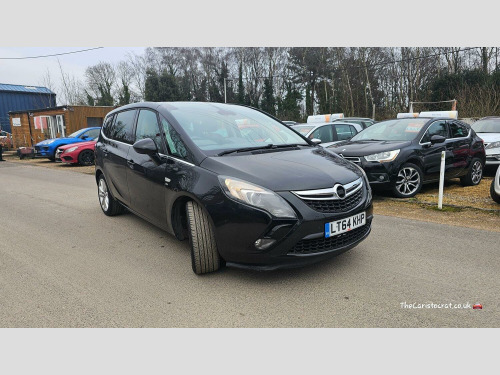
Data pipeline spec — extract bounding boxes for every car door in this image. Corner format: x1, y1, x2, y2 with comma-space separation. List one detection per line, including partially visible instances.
126, 109, 169, 227
445, 121, 471, 177
309, 125, 336, 143
159, 116, 198, 227
334, 124, 357, 141
101, 109, 137, 206
419, 120, 450, 181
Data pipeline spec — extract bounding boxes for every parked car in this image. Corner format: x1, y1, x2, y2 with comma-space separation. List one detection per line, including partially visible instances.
56, 138, 97, 166
491, 166, 500, 204
470, 116, 500, 167
327, 117, 486, 198
333, 117, 376, 129
95, 102, 373, 274
34, 127, 101, 161
291, 122, 362, 147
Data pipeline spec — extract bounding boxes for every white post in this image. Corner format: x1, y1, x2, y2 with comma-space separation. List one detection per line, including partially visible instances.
438, 150, 446, 209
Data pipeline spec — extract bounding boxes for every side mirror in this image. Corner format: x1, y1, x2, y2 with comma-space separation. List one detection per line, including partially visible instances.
430, 135, 446, 144
133, 138, 158, 155
311, 138, 322, 145
81, 135, 90, 140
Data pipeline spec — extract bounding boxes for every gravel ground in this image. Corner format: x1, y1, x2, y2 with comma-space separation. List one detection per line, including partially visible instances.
4, 153, 94, 175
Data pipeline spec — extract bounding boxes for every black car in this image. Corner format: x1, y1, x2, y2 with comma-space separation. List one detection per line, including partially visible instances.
95, 102, 373, 274
327, 117, 486, 198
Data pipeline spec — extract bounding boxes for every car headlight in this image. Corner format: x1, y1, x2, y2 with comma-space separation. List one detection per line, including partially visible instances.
65, 146, 78, 153
485, 141, 500, 149
364, 149, 400, 163
219, 176, 296, 218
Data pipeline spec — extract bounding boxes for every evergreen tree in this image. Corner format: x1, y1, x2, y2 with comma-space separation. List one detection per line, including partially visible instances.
86, 92, 95, 106
118, 80, 131, 105
237, 62, 245, 104
261, 78, 276, 116
144, 70, 160, 102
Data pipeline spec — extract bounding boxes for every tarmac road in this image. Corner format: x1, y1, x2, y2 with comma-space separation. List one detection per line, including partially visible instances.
0, 161, 498, 327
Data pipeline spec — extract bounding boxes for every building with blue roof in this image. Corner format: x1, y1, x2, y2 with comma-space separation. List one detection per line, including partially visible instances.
0, 83, 56, 133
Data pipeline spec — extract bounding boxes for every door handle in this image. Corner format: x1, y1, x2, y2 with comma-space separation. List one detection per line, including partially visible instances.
127, 160, 134, 169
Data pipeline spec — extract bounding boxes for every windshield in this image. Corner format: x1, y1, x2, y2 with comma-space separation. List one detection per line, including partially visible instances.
165, 103, 309, 154
68, 129, 84, 138
350, 118, 428, 141
471, 118, 500, 133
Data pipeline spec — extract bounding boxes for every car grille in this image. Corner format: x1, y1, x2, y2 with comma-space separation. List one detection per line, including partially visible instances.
301, 187, 364, 213
342, 156, 361, 164
289, 219, 371, 255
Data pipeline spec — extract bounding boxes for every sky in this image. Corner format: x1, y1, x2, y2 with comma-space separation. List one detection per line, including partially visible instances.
0, 47, 146, 93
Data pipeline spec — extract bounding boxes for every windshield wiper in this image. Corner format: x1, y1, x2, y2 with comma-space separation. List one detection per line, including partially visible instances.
217, 144, 300, 156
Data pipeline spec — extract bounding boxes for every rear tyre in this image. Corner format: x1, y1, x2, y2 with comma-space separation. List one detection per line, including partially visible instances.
186, 201, 221, 275
78, 149, 95, 166
460, 158, 483, 186
491, 179, 500, 204
392, 163, 423, 198
97, 175, 125, 216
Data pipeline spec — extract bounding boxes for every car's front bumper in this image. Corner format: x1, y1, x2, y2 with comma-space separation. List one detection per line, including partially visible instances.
339, 156, 397, 188
34, 145, 55, 158
59, 150, 79, 164
485, 149, 500, 166
210, 183, 373, 270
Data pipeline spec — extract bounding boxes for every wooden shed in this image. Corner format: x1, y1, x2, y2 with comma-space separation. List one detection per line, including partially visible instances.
9, 105, 115, 148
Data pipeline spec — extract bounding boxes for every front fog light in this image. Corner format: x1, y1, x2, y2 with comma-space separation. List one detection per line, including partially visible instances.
254, 238, 276, 250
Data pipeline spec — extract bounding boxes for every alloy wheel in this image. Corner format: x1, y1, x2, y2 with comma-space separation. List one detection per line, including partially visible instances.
98, 179, 109, 212
395, 167, 421, 196
471, 161, 482, 185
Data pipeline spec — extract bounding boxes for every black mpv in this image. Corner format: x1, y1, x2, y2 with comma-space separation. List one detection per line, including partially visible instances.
327, 117, 486, 198
95, 102, 373, 274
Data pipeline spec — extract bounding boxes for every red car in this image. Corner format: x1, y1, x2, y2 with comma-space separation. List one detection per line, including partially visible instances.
56, 139, 97, 166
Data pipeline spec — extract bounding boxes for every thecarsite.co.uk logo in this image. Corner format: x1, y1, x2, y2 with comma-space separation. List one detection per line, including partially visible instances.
400, 302, 483, 310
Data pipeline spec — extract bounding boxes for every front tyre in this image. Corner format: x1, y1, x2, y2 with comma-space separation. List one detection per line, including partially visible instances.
186, 201, 221, 275
460, 158, 483, 186
78, 149, 95, 166
491, 179, 500, 204
97, 175, 125, 216
392, 163, 423, 198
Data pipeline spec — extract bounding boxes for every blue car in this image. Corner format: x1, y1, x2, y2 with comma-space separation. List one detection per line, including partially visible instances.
34, 127, 101, 161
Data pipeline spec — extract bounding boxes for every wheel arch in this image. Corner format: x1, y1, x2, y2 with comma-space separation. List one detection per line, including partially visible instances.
169, 193, 218, 242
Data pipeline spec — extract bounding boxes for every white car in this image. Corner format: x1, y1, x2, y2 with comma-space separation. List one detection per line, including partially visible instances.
491, 165, 500, 204
291, 122, 363, 148
471, 117, 500, 166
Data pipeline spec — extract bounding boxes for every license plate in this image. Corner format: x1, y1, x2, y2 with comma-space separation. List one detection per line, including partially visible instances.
325, 212, 366, 238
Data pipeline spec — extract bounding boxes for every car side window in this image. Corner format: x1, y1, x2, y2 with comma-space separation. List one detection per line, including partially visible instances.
102, 114, 114, 138
135, 110, 164, 153
334, 124, 354, 141
311, 125, 334, 143
112, 110, 137, 144
350, 125, 358, 136
421, 121, 448, 143
449, 122, 469, 138
160, 116, 192, 162
83, 128, 100, 139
